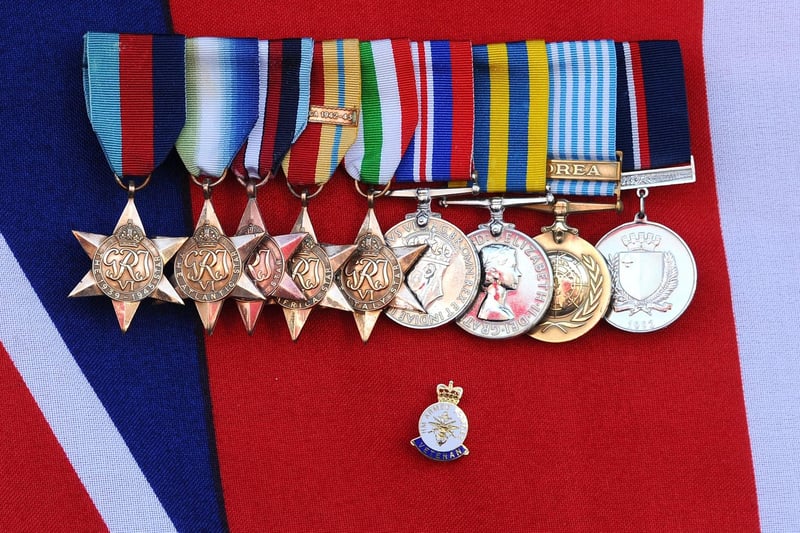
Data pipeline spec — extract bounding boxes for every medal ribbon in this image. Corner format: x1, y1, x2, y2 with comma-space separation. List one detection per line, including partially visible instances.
472, 40, 549, 194
395, 40, 474, 183
616, 41, 690, 171
231, 38, 314, 180
282, 39, 361, 186
344, 39, 418, 186
546, 40, 618, 196
83, 32, 185, 177
175, 37, 260, 178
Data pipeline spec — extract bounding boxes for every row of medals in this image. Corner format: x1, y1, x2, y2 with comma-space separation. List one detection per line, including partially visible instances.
73, 177, 696, 341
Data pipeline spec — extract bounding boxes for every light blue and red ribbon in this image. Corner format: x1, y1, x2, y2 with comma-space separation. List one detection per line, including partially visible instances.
231, 38, 313, 181
176, 37, 260, 179
616, 41, 691, 172
395, 40, 474, 184
83, 32, 185, 178
546, 40, 618, 196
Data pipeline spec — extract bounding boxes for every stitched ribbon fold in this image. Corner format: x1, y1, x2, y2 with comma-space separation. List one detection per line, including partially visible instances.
616, 40, 691, 172
546, 40, 618, 196
231, 38, 313, 181
83, 32, 186, 178
282, 39, 361, 187
344, 39, 418, 186
472, 40, 549, 194
395, 40, 474, 184
175, 37, 260, 178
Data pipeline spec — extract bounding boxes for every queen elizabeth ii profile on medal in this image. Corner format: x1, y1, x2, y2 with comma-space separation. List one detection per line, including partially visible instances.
477, 244, 521, 321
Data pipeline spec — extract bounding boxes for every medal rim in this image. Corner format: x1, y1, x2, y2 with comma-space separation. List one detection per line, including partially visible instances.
596, 219, 698, 333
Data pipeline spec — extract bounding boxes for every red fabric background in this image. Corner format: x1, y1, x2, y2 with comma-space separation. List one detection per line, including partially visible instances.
170, 1, 760, 530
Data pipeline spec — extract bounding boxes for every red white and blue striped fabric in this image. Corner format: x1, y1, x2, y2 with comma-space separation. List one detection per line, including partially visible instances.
395, 40, 474, 183
0, 1, 798, 531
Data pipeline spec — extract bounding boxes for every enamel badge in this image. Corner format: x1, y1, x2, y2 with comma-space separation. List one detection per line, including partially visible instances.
412, 381, 469, 461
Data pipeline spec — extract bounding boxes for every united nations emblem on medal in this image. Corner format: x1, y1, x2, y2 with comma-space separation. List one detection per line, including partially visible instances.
412, 381, 469, 461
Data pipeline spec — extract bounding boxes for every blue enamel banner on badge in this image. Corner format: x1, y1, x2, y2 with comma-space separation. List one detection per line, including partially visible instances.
412, 437, 468, 461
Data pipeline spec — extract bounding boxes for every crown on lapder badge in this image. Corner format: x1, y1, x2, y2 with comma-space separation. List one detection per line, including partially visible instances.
194, 223, 222, 247
622, 232, 662, 251
115, 220, 145, 247
412, 381, 469, 462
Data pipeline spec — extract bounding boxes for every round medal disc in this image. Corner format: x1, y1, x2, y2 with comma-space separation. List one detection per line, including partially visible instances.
596, 219, 697, 332
92, 222, 163, 302
418, 401, 468, 453
384, 217, 480, 329
457, 227, 553, 339
530, 231, 612, 343
275, 235, 334, 310
337, 232, 403, 312
245, 235, 286, 298
174, 224, 243, 302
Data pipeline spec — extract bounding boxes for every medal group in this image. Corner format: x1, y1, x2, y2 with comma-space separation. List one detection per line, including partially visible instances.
73, 34, 698, 345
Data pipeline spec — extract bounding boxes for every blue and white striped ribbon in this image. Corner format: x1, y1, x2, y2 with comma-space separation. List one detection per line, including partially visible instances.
546, 40, 618, 196
176, 37, 260, 178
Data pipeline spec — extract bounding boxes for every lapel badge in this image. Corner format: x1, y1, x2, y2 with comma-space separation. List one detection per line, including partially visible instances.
411, 381, 469, 461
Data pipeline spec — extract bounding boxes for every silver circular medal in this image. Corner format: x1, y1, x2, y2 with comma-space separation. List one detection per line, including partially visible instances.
596, 218, 697, 332
457, 226, 553, 339
384, 217, 480, 328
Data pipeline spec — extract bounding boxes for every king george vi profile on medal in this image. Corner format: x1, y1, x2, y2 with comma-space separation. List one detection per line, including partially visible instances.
477, 243, 521, 321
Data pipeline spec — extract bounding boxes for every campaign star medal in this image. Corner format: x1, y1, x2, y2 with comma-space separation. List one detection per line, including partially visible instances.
336, 192, 427, 342
338, 39, 426, 342
173, 179, 264, 334
278, 38, 361, 340
597, 189, 697, 332
234, 181, 305, 334
70, 186, 187, 332
229, 38, 314, 334
72, 33, 188, 331
412, 381, 469, 462
275, 193, 356, 341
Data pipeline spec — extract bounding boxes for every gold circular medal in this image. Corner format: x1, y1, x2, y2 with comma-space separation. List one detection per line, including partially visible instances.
530, 231, 611, 342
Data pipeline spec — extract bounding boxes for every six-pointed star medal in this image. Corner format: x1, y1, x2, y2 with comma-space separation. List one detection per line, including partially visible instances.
336, 207, 427, 342
275, 205, 356, 341
69, 197, 187, 332
234, 196, 306, 334
173, 196, 264, 334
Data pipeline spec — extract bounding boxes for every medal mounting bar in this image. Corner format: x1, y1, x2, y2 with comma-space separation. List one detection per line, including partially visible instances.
386, 181, 480, 228
620, 156, 696, 191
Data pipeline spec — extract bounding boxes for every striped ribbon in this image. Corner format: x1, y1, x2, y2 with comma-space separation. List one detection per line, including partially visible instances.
616, 41, 691, 172
395, 40, 474, 184
343, 39, 418, 186
231, 38, 313, 181
282, 39, 361, 187
175, 37, 260, 178
472, 41, 549, 193
546, 40, 618, 196
83, 32, 185, 178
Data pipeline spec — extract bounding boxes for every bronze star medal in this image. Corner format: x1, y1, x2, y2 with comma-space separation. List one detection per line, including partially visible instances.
234, 196, 306, 334
173, 196, 264, 334
69, 196, 187, 332
275, 204, 356, 340
336, 206, 427, 342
